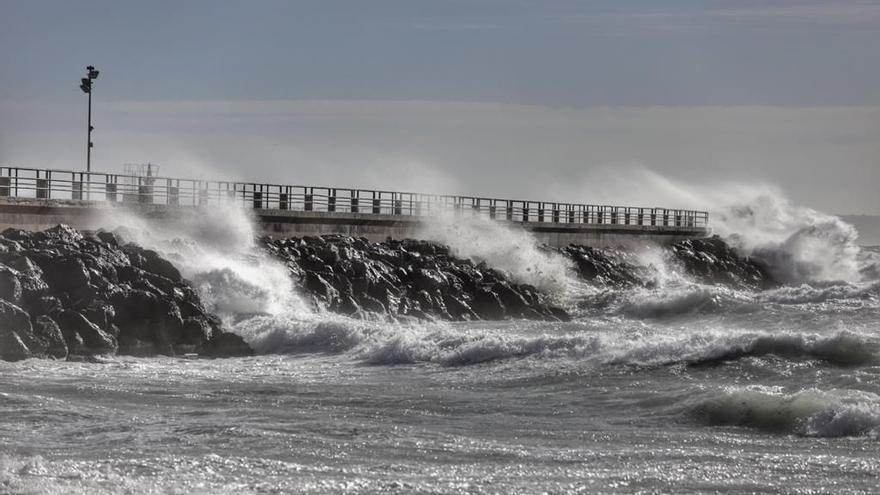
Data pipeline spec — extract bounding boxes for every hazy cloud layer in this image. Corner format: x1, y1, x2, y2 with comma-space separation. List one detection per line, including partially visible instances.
2, 100, 878, 215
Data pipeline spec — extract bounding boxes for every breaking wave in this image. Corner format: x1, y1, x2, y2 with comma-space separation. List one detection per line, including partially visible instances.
417, 212, 577, 295
218, 308, 880, 369
711, 188, 874, 284
694, 388, 880, 437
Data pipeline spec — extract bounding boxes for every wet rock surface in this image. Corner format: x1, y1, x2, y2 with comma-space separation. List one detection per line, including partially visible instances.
0, 225, 252, 361
565, 236, 775, 290
671, 236, 775, 289
262, 236, 571, 322
0, 224, 775, 362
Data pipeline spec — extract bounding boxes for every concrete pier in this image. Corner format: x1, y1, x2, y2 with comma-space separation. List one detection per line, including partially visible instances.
0, 167, 709, 247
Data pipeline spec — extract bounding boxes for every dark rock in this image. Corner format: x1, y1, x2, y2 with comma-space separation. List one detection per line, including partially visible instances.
357, 294, 386, 314
1, 228, 32, 243
0, 300, 33, 361
0, 224, 253, 361
0, 265, 22, 304
180, 317, 213, 347
305, 272, 338, 303
494, 283, 529, 317
413, 268, 447, 293
96, 231, 120, 246
472, 288, 506, 320
205, 332, 253, 357
32, 316, 68, 359
41, 258, 90, 294
443, 294, 477, 321
56, 310, 116, 355
142, 250, 182, 283
261, 234, 570, 323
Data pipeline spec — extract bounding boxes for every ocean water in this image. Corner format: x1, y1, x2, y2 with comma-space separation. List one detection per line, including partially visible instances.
2, 199, 880, 493
2, 295, 879, 493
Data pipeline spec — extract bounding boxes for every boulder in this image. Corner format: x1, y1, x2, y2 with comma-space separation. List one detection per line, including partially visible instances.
205, 332, 253, 357
31, 316, 68, 359
0, 300, 33, 361
471, 288, 506, 320
41, 258, 90, 294
142, 250, 182, 282
0, 265, 22, 305
56, 310, 117, 355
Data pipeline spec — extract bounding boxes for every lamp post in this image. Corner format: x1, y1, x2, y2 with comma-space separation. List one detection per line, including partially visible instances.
79, 65, 99, 172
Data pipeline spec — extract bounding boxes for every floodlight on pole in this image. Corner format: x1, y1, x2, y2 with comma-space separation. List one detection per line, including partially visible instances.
79, 66, 98, 173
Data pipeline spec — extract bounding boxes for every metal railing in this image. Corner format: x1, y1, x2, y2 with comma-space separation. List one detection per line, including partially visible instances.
0, 166, 708, 228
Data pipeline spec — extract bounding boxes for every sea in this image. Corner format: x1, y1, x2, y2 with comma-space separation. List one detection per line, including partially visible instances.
1, 195, 879, 494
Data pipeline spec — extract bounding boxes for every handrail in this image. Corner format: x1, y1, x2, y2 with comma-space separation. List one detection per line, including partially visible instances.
0, 166, 709, 228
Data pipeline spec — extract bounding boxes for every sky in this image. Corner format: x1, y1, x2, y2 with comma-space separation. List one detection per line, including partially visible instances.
1, 0, 878, 214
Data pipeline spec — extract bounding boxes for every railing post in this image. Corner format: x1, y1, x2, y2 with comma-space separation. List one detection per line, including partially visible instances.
253, 190, 263, 209
36, 178, 49, 199
71, 180, 83, 200
0, 177, 10, 197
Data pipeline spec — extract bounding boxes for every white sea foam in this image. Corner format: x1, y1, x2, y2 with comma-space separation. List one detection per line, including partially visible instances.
675, 179, 871, 284
572, 167, 876, 284
759, 281, 880, 305
94, 203, 314, 328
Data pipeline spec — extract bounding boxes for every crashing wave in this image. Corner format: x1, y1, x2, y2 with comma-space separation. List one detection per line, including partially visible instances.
693, 388, 880, 437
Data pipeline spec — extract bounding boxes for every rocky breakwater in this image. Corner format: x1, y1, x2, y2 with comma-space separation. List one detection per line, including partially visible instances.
564, 236, 776, 290
263, 236, 570, 322
0, 225, 251, 361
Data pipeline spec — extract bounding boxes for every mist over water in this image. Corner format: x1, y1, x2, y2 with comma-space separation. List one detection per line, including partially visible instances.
3, 177, 879, 493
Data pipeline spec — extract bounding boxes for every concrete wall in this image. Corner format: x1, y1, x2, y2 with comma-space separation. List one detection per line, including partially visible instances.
0, 198, 709, 248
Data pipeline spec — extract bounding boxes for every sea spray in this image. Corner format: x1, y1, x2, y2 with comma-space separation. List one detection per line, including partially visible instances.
93, 203, 313, 325
416, 211, 578, 295
572, 166, 875, 284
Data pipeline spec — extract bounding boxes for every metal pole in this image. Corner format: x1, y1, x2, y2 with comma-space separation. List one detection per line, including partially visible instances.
87, 89, 92, 173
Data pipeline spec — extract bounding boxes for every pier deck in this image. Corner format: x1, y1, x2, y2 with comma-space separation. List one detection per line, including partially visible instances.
0, 167, 709, 247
